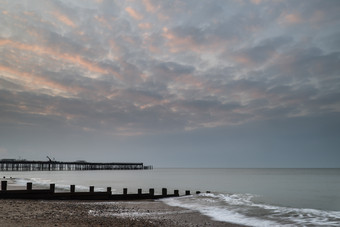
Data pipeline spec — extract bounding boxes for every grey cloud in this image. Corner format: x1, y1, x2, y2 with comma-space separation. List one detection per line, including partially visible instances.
156, 61, 195, 75
231, 36, 293, 66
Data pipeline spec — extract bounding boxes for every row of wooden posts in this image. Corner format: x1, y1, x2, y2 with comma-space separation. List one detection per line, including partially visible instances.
0, 181, 205, 200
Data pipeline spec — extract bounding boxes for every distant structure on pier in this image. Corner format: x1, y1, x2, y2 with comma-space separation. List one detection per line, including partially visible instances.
0, 158, 153, 171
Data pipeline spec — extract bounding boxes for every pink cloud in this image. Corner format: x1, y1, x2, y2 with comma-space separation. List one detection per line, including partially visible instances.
0, 64, 80, 97
0, 39, 124, 81
279, 12, 302, 25
51, 11, 76, 28
162, 27, 228, 53
142, 0, 158, 13
138, 23, 152, 30
125, 7, 143, 20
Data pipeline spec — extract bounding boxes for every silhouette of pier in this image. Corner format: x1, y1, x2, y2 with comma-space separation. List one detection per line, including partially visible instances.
0, 159, 153, 171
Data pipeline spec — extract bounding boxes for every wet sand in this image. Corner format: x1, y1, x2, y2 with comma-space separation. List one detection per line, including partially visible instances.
0, 199, 245, 226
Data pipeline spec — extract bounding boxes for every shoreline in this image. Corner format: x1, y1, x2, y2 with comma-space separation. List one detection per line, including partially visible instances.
0, 199, 245, 227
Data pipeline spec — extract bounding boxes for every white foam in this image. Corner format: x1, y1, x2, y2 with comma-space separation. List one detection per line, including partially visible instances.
163, 196, 280, 227
162, 193, 340, 227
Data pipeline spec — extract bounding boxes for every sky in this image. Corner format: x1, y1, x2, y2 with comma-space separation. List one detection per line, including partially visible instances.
0, 0, 340, 168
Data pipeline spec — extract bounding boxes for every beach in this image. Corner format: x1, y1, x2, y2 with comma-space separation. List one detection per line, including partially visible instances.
1, 178, 242, 226
0, 199, 243, 227
2, 169, 340, 226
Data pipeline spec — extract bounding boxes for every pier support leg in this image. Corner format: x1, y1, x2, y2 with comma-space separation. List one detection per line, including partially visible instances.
27, 182, 32, 191
1, 181, 7, 191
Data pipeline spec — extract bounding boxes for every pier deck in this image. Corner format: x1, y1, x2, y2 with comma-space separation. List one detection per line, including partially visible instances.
0, 160, 153, 171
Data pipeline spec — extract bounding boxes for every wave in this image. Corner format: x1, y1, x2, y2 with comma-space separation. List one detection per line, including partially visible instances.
162, 193, 340, 227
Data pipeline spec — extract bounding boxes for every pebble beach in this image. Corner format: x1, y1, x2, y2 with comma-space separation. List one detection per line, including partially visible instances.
0, 199, 243, 227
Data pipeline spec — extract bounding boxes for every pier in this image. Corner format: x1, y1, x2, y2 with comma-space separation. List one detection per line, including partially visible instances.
0, 181, 198, 200
0, 159, 153, 171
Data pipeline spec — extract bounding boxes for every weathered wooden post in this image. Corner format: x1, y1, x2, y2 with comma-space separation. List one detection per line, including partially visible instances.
50, 184, 55, 193
174, 190, 179, 196
185, 190, 190, 195
107, 187, 111, 194
138, 188, 142, 195
1, 181, 7, 191
196, 191, 201, 194
27, 182, 32, 191
90, 186, 94, 193
162, 188, 167, 196
70, 185, 75, 193
123, 188, 128, 195
149, 188, 154, 196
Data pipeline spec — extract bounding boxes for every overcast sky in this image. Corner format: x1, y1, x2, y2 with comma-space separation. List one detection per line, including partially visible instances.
1, 0, 340, 167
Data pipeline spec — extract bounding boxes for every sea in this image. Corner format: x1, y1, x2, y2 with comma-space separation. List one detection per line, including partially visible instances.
2, 168, 340, 226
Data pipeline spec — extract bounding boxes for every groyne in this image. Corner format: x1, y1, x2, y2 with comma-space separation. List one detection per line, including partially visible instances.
0, 159, 153, 171
0, 181, 195, 200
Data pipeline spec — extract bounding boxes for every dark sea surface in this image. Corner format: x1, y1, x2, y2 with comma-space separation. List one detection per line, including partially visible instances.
2, 168, 340, 226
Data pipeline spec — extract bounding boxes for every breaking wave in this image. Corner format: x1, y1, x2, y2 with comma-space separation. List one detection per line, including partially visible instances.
162, 193, 340, 227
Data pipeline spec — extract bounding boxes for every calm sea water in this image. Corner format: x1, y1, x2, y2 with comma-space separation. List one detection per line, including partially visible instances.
2, 168, 340, 226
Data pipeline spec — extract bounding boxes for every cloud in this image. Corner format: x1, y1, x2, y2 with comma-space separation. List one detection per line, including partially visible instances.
125, 7, 143, 20
142, 0, 158, 13
138, 23, 151, 30
282, 13, 302, 24
230, 36, 293, 67
51, 10, 76, 28
0, 0, 339, 137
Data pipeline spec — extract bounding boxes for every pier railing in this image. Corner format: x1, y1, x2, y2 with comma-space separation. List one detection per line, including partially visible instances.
0, 160, 153, 171
0, 181, 201, 200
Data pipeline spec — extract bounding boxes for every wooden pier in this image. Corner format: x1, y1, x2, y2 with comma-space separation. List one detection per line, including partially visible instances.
0, 181, 195, 200
0, 159, 153, 171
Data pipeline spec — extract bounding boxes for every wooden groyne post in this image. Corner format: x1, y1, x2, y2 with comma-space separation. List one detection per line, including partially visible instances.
1, 181, 204, 200
50, 184, 55, 193
27, 182, 32, 191
1, 181, 7, 191
70, 185, 75, 193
